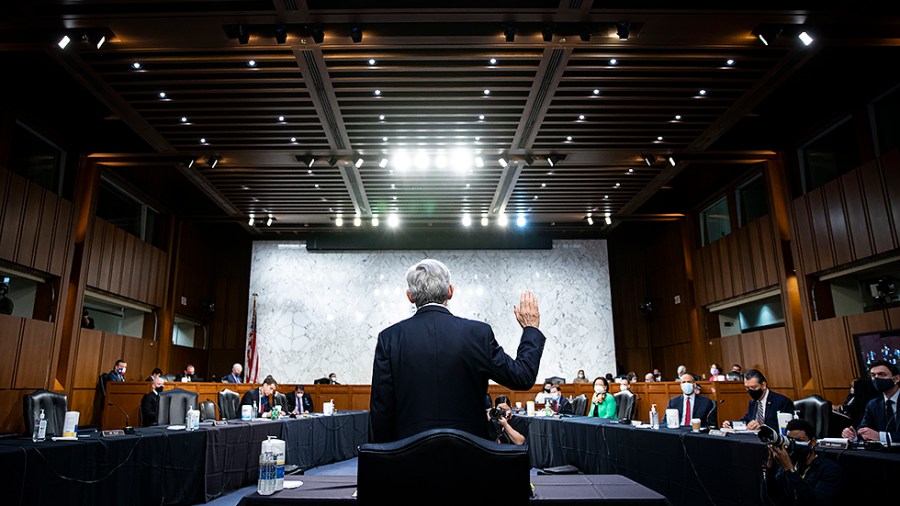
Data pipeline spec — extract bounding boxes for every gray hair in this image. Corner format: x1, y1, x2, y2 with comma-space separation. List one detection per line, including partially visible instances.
406, 259, 451, 307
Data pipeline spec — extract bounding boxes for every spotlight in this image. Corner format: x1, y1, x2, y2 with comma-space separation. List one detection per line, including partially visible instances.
266, 215, 274, 227
497, 213, 508, 227
587, 216, 594, 225
605, 216, 612, 225
335, 214, 344, 227
498, 156, 508, 168
379, 158, 389, 168
355, 157, 364, 168
481, 215, 489, 227
504, 24, 516, 43
354, 215, 362, 227
371, 215, 380, 227
461, 214, 472, 227
274, 24, 287, 44
248, 213, 255, 226
523, 154, 535, 166
516, 214, 527, 227
387, 214, 400, 228
580, 24, 592, 42
308, 24, 324, 44
57, 35, 71, 49
642, 153, 655, 166
328, 155, 339, 167
542, 23, 554, 42
798, 31, 814, 46
208, 155, 220, 169
616, 22, 630, 40
667, 155, 676, 167
753, 25, 781, 47
350, 26, 363, 43
186, 158, 196, 169
237, 25, 250, 45
547, 155, 565, 167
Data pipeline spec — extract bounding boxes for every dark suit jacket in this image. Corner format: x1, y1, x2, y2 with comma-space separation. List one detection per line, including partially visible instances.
240, 388, 272, 416
175, 374, 201, 382
369, 305, 546, 443
287, 392, 313, 414
858, 395, 900, 441
666, 394, 717, 427
222, 373, 242, 383
739, 390, 795, 428
107, 370, 125, 382
140, 391, 160, 427
554, 395, 573, 415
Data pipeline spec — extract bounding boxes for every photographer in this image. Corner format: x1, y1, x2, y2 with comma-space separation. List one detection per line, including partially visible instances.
763, 419, 842, 506
487, 396, 525, 445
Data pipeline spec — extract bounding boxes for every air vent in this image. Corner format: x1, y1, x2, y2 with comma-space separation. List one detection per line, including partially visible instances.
518, 49, 566, 150
568, 0, 582, 8
282, 0, 299, 10
302, 51, 346, 150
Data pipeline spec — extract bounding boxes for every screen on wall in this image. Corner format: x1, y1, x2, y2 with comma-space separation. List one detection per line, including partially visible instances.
853, 329, 900, 374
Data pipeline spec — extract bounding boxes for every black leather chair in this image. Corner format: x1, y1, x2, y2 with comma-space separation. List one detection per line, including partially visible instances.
545, 376, 566, 385
571, 394, 588, 416
98, 373, 108, 398
725, 372, 743, 381
157, 388, 198, 426
23, 390, 68, 437
794, 394, 831, 439
273, 392, 288, 411
218, 389, 240, 420
358, 428, 530, 505
199, 400, 217, 421
614, 391, 636, 420
162, 373, 176, 382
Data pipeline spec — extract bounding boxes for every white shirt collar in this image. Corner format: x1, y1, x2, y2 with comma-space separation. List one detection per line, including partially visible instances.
885, 389, 900, 404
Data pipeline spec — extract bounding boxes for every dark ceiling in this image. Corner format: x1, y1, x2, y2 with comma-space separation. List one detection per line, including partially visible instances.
3, 1, 898, 238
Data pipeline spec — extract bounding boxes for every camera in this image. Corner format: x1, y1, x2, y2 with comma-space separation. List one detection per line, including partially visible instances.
758, 425, 809, 455
489, 407, 508, 420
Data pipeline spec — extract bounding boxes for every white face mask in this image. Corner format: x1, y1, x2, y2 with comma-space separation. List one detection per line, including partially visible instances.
594, 385, 605, 394
681, 382, 695, 395
550, 393, 560, 401
620, 384, 630, 391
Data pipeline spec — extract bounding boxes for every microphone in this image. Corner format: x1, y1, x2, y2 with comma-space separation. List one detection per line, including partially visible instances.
707, 399, 725, 429
107, 402, 135, 434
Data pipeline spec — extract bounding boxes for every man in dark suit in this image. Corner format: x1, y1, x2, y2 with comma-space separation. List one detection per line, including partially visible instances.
723, 369, 794, 430
666, 374, 717, 427
140, 376, 165, 426
221, 363, 243, 383
549, 384, 573, 415
287, 384, 313, 414
175, 364, 201, 382
107, 359, 127, 382
241, 375, 278, 418
842, 360, 900, 443
369, 259, 545, 443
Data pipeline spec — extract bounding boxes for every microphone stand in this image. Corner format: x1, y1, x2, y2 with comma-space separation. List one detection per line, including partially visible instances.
705, 399, 725, 431
108, 402, 135, 434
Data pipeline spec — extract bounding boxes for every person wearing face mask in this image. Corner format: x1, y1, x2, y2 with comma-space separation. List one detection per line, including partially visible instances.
666, 374, 717, 427
107, 359, 127, 382
535, 382, 553, 404
708, 363, 725, 381
140, 376, 166, 426
548, 384, 573, 415
588, 377, 617, 418
619, 377, 632, 392
764, 418, 842, 506
723, 369, 794, 430
841, 360, 900, 443
573, 370, 590, 384
487, 396, 525, 445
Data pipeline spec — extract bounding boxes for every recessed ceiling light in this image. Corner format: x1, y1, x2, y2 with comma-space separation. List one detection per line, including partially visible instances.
374, 89, 382, 96
241, 185, 250, 190
290, 137, 297, 143
603, 195, 608, 199
390, 184, 395, 189
566, 136, 573, 141
335, 215, 344, 227
387, 214, 400, 228
158, 92, 167, 99
699, 89, 707, 96
497, 213, 508, 227
382, 137, 388, 142
541, 183, 546, 187
593, 89, 600, 95
278, 115, 285, 122
657, 136, 664, 141
57, 35, 71, 49
478, 114, 485, 120
516, 214, 526, 227
533, 196, 538, 200
726, 59, 735, 66
131, 62, 142, 70
368, 59, 376, 65
489, 58, 498, 65
180, 116, 188, 123
371, 215, 380, 227
200, 137, 207, 144
308, 170, 313, 174
466, 183, 470, 188
461, 214, 472, 227
627, 168, 634, 173
315, 184, 319, 188
247, 60, 257, 67
379, 115, 385, 121
675, 114, 682, 120
481, 216, 489, 227
614, 183, 621, 187
578, 114, 585, 120
354, 215, 362, 227
483, 89, 491, 95
609, 58, 618, 65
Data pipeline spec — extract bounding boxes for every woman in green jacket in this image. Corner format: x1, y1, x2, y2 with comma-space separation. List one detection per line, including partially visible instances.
588, 377, 617, 418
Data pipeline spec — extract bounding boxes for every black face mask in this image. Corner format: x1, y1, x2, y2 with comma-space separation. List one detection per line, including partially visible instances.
873, 377, 896, 393
789, 440, 811, 463
748, 388, 764, 400
544, 387, 551, 393
155, 386, 164, 393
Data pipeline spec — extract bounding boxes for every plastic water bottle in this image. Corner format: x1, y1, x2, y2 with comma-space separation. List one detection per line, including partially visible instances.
253, 401, 258, 418
32, 409, 46, 442
650, 404, 659, 429
257, 452, 275, 495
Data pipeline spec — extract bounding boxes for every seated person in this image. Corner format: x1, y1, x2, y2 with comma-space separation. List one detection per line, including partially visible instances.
618, 377, 632, 392
145, 367, 163, 382
534, 382, 553, 404
549, 384, 573, 415
653, 368, 664, 382
141, 376, 165, 427
588, 377, 617, 418
107, 360, 127, 382
240, 375, 278, 418
287, 384, 313, 414
221, 363, 243, 383
488, 396, 525, 445
835, 375, 879, 429
708, 363, 726, 381
175, 364, 201, 382
644, 372, 656, 383
764, 419, 842, 506
666, 374, 717, 427
723, 369, 794, 430
573, 369, 589, 384
841, 360, 900, 443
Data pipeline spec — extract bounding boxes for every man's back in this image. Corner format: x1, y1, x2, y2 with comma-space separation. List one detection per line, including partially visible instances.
369, 305, 544, 443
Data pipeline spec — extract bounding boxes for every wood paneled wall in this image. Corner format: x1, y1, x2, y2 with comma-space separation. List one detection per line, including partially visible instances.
85, 217, 166, 307
693, 215, 780, 307
0, 169, 72, 277
713, 327, 796, 399
0, 314, 60, 433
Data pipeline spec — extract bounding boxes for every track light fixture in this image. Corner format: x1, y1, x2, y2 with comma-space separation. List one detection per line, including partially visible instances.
542, 23, 554, 42
616, 22, 631, 40
580, 24, 593, 42
642, 153, 655, 166
523, 154, 535, 166
498, 156, 508, 168
327, 155, 339, 167
186, 158, 196, 169
274, 24, 287, 44
547, 154, 566, 167
237, 25, 250, 45
667, 155, 676, 167
266, 215, 274, 227
350, 26, 363, 43
208, 155, 220, 169
248, 213, 255, 226
504, 24, 516, 43
309, 24, 324, 44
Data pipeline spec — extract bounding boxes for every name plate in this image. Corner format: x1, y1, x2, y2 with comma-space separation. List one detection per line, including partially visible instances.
213, 420, 229, 426
708, 429, 728, 437
102, 429, 126, 437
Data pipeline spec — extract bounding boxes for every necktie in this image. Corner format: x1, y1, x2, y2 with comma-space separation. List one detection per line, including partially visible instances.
684, 397, 691, 426
755, 399, 765, 425
886, 399, 895, 432
298, 395, 305, 414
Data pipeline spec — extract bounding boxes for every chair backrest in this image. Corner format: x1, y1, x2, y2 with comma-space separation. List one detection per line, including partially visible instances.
98, 373, 108, 398
545, 376, 566, 385
794, 394, 831, 439
357, 428, 530, 505
157, 388, 198, 426
614, 391, 636, 420
163, 374, 176, 382
313, 377, 331, 384
571, 394, 588, 416
273, 392, 287, 410
199, 400, 217, 421
218, 389, 240, 420
23, 389, 68, 437
725, 371, 742, 381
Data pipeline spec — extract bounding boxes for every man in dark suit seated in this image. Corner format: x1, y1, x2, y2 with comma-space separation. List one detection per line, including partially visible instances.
221, 363, 243, 383
369, 258, 545, 443
141, 376, 165, 427
241, 375, 278, 418
764, 418, 842, 506
667, 374, 717, 428
842, 360, 900, 443
723, 369, 794, 430
107, 359, 127, 382
287, 384, 313, 415
175, 364, 201, 383
549, 384, 573, 415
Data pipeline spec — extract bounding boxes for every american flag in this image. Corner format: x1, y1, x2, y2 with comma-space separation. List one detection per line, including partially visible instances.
245, 293, 259, 383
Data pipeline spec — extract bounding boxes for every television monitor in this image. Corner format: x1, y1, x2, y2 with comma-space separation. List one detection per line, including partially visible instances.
853, 328, 900, 374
